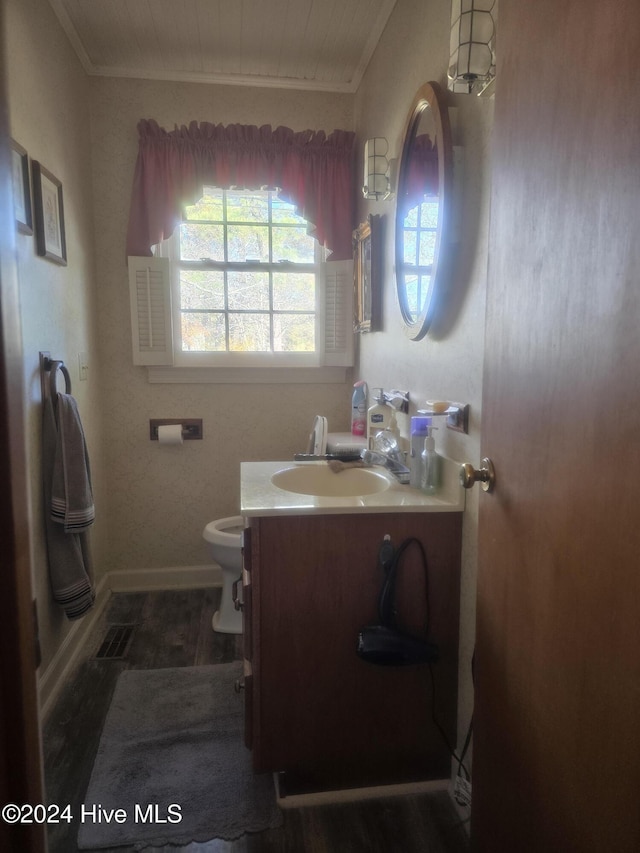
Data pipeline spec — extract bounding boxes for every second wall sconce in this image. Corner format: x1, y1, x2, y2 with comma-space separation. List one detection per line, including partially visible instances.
362, 137, 391, 200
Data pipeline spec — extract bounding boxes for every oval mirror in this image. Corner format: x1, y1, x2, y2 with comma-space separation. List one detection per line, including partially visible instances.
395, 82, 453, 340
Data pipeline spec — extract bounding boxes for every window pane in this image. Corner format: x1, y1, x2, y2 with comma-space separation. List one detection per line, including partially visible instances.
404, 206, 419, 228
273, 314, 315, 352
403, 229, 417, 265
184, 187, 223, 222
226, 191, 268, 223
272, 226, 315, 263
180, 270, 224, 309
179, 223, 224, 261
227, 224, 269, 262
181, 312, 226, 351
227, 271, 270, 310
418, 231, 436, 267
273, 273, 315, 311
421, 199, 439, 228
228, 313, 271, 351
272, 196, 306, 224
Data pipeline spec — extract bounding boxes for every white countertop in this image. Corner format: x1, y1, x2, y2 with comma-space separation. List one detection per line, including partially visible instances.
240, 458, 465, 517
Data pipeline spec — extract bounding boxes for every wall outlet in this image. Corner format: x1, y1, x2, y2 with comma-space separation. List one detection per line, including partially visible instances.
78, 352, 89, 381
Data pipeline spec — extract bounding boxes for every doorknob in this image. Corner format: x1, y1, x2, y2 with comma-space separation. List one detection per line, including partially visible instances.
460, 458, 496, 492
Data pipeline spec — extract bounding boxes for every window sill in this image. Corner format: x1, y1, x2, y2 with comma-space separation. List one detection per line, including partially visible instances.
146, 366, 350, 384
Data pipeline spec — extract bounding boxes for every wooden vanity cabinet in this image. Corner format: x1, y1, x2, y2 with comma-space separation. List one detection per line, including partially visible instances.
242, 511, 462, 793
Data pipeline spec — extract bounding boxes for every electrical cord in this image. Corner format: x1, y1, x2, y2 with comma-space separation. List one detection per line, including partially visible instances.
379, 536, 431, 635
392, 536, 474, 787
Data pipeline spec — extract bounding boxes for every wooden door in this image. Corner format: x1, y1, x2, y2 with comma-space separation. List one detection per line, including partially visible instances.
472, 1, 640, 850
0, 6, 47, 851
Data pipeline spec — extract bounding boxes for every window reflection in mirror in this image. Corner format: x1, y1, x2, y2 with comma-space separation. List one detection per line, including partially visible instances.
395, 82, 452, 340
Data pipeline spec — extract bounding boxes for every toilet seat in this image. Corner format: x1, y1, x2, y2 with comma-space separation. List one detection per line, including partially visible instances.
203, 515, 244, 547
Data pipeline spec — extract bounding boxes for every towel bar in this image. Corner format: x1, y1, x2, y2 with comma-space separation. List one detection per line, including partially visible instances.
40, 351, 72, 403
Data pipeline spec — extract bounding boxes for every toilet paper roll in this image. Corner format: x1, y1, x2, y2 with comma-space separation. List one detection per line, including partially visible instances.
157, 424, 183, 445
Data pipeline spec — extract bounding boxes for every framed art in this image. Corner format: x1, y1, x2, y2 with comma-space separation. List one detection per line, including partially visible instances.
353, 213, 381, 332
11, 140, 32, 235
32, 161, 67, 265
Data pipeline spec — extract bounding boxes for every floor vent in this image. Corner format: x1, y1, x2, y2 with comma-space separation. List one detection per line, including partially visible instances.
94, 624, 136, 660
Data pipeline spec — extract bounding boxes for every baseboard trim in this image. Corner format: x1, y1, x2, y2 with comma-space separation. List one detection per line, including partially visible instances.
38, 574, 111, 721
38, 564, 222, 720
274, 775, 449, 809
107, 564, 222, 592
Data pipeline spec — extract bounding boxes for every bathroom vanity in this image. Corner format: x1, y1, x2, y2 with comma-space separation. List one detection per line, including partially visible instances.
240, 460, 464, 794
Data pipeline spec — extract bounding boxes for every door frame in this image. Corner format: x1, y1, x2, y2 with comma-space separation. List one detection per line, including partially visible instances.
0, 4, 47, 850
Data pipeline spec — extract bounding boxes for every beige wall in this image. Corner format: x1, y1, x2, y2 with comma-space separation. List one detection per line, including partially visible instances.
5, 0, 107, 670
354, 0, 494, 768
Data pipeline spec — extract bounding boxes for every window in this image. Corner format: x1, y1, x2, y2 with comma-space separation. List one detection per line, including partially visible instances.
402, 197, 438, 318
176, 187, 318, 361
129, 188, 353, 377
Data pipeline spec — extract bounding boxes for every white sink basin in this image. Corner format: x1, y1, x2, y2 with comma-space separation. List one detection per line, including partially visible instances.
270, 464, 391, 497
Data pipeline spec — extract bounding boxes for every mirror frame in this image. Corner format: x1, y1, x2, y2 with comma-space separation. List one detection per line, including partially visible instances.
395, 81, 453, 340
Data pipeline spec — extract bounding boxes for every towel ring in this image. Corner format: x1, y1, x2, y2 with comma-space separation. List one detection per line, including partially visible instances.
44, 357, 72, 399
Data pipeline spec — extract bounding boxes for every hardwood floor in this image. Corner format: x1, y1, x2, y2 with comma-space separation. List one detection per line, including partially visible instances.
42, 589, 469, 853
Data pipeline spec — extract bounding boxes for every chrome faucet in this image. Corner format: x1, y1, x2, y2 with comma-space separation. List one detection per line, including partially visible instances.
360, 448, 411, 484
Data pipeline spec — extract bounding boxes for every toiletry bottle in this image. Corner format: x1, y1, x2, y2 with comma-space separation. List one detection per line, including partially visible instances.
367, 388, 391, 448
421, 427, 441, 495
410, 416, 431, 487
351, 380, 367, 436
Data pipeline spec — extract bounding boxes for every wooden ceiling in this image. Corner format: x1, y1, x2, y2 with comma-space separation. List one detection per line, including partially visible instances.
48, 0, 398, 92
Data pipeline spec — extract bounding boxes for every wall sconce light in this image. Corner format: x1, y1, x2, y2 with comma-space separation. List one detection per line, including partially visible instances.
448, 0, 496, 96
363, 138, 391, 200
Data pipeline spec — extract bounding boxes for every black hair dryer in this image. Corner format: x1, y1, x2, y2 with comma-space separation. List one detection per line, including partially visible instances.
356, 536, 439, 667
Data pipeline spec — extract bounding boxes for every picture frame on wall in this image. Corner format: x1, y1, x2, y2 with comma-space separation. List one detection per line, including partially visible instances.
353, 213, 382, 333
32, 161, 67, 265
11, 140, 32, 235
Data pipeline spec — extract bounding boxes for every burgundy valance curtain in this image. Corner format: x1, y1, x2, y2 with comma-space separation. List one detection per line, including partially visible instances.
126, 119, 356, 261
400, 133, 440, 216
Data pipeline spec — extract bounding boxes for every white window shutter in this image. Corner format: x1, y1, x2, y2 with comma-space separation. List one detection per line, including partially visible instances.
128, 257, 174, 366
322, 259, 354, 367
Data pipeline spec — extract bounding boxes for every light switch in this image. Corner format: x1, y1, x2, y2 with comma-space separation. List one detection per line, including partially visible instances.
78, 352, 89, 381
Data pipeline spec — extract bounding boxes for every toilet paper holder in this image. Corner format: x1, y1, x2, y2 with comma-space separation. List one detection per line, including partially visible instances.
149, 418, 203, 440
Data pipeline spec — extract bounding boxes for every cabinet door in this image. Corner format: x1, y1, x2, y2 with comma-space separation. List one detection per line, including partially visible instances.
250, 512, 462, 792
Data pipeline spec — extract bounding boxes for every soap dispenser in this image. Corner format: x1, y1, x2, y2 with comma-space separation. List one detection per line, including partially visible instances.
421, 427, 441, 495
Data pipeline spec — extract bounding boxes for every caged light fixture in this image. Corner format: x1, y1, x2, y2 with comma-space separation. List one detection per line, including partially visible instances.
362, 137, 391, 200
448, 0, 496, 96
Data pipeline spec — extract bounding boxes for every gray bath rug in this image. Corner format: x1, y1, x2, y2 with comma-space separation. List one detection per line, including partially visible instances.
77, 662, 282, 850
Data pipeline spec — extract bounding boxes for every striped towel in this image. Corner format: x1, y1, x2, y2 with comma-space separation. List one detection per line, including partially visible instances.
43, 393, 95, 620
51, 393, 95, 532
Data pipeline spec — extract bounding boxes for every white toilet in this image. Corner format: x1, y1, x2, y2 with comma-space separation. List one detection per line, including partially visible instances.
203, 515, 244, 634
